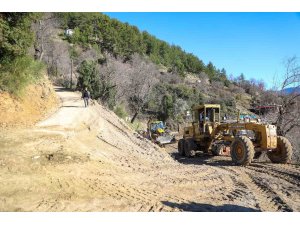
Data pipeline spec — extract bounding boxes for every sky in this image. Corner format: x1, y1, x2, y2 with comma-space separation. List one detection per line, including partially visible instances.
105, 13, 300, 88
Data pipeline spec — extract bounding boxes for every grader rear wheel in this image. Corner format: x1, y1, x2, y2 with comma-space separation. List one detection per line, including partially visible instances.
267, 136, 292, 164
178, 139, 185, 156
231, 136, 254, 166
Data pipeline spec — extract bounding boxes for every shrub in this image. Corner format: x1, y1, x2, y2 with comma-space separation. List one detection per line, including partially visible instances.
235, 94, 242, 101
114, 104, 128, 119
128, 119, 142, 131
0, 13, 39, 62
0, 56, 44, 96
224, 79, 231, 87
76, 60, 117, 109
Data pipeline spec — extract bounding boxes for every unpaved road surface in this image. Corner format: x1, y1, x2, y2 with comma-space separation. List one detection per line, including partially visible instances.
0, 87, 299, 212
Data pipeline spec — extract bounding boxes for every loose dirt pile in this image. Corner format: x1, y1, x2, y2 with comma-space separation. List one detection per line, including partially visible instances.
0, 87, 299, 212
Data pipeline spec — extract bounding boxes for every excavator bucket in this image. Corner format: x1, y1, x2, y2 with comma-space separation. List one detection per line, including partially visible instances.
156, 135, 175, 145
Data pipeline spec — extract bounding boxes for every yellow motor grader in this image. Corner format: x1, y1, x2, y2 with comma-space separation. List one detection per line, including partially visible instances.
178, 104, 293, 165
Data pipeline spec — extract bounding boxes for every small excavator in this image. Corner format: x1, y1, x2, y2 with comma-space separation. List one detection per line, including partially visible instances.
146, 120, 176, 147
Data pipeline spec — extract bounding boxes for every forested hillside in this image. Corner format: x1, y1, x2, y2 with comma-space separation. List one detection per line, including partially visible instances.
58, 13, 228, 81
53, 13, 267, 122
1, 13, 299, 162
0, 12, 273, 125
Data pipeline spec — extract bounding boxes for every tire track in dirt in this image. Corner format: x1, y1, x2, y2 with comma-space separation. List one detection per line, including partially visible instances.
79, 177, 181, 212
247, 164, 300, 186
222, 165, 297, 211
246, 172, 293, 211
244, 164, 300, 211
217, 166, 279, 211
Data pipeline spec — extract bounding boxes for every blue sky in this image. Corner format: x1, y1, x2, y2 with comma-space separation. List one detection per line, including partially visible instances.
105, 13, 300, 88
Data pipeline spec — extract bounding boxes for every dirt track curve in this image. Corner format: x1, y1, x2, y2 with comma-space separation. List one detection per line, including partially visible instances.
0, 87, 299, 212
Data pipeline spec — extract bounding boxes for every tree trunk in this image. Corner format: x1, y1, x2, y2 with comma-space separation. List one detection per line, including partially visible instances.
276, 107, 284, 136
131, 111, 139, 124
39, 47, 44, 61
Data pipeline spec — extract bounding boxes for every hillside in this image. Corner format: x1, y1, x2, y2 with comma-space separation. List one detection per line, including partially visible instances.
0, 86, 299, 211
29, 12, 258, 127
0, 77, 58, 128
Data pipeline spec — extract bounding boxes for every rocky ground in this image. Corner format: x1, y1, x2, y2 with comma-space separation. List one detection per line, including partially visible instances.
0, 87, 299, 212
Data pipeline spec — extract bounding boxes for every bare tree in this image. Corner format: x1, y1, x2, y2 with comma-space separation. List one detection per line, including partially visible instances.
124, 54, 159, 123
32, 13, 59, 62
173, 98, 188, 121
104, 54, 131, 101
32, 13, 74, 86
275, 57, 300, 136
96, 58, 118, 104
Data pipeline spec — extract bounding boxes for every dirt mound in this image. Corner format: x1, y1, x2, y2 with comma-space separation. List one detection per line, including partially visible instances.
0, 77, 58, 128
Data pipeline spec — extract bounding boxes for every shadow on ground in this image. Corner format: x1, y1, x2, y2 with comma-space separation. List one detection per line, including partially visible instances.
54, 87, 71, 92
162, 201, 260, 212
171, 152, 234, 167
62, 106, 84, 108
170, 151, 274, 167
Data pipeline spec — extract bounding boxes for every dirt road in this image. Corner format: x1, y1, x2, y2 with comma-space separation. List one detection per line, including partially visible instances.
0, 87, 299, 212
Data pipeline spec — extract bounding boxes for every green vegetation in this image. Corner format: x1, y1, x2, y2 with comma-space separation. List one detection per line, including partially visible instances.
55, 12, 238, 121
0, 13, 43, 96
58, 13, 227, 81
0, 13, 39, 62
76, 60, 117, 109
0, 13, 252, 120
114, 105, 128, 119
128, 120, 143, 131
148, 83, 205, 122
0, 56, 44, 96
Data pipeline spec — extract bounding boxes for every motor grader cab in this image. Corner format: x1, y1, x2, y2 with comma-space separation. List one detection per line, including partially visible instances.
192, 104, 221, 135
178, 104, 293, 166
181, 104, 225, 154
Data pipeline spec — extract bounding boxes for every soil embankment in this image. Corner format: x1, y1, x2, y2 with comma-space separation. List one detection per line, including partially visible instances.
0, 78, 59, 128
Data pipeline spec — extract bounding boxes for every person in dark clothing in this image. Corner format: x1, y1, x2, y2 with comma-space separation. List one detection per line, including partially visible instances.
82, 87, 91, 107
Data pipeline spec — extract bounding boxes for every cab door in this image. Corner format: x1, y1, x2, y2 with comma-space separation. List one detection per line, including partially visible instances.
194, 109, 203, 137
192, 122, 201, 137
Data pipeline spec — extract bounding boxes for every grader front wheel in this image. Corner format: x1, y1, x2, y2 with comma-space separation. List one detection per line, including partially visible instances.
231, 136, 254, 166
267, 136, 292, 164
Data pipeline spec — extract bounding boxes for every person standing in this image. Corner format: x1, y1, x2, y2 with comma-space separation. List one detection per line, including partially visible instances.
82, 87, 91, 108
